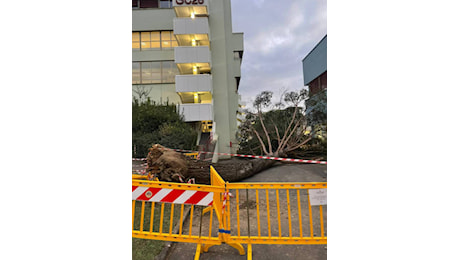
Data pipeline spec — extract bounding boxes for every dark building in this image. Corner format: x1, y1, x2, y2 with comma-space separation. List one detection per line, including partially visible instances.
302, 35, 327, 96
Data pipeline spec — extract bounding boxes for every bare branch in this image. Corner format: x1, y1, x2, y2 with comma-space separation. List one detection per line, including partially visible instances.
276, 106, 298, 153
251, 127, 269, 155
270, 118, 281, 145
258, 110, 272, 154
285, 136, 312, 152
279, 120, 300, 152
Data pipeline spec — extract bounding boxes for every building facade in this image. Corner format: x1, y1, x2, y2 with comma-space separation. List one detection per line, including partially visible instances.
303, 35, 327, 142
302, 35, 327, 96
132, 0, 244, 161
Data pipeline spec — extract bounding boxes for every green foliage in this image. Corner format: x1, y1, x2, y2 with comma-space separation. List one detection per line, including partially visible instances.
132, 99, 183, 133
305, 89, 327, 127
132, 99, 197, 157
157, 122, 197, 150
305, 89, 327, 155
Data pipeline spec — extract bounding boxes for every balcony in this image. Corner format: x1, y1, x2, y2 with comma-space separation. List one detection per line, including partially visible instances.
174, 17, 210, 46
174, 17, 209, 35
173, 0, 209, 18
174, 46, 211, 74
178, 103, 213, 122
175, 74, 212, 93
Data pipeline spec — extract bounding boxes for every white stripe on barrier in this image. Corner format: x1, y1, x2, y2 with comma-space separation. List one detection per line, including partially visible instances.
199, 192, 214, 206
151, 188, 172, 202
132, 186, 214, 206
132, 186, 148, 200
174, 190, 197, 204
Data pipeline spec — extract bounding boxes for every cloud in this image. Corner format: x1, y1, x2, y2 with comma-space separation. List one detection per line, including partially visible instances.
231, 0, 327, 104
253, 0, 266, 8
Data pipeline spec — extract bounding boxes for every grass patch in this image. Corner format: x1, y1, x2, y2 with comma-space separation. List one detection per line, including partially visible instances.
132, 201, 184, 260
132, 237, 164, 260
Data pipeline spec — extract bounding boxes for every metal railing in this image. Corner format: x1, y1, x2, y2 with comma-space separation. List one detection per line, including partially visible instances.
132, 166, 327, 259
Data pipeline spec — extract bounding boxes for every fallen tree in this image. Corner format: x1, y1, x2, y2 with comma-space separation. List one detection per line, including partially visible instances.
146, 144, 274, 184
145, 89, 314, 184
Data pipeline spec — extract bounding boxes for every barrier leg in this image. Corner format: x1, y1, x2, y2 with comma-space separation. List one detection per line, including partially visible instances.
202, 244, 215, 253
202, 206, 212, 215
194, 244, 202, 260
247, 244, 252, 260
202, 243, 244, 255
228, 243, 245, 255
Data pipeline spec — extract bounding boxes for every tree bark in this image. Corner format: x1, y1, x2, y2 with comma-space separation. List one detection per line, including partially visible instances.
185, 158, 276, 184
146, 144, 279, 184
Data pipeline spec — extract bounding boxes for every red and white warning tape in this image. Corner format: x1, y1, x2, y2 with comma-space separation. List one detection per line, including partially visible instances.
133, 149, 326, 164
221, 191, 234, 215
132, 186, 213, 206
132, 163, 148, 174
174, 148, 327, 164
222, 191, 229, 215
133, 163, 147, 167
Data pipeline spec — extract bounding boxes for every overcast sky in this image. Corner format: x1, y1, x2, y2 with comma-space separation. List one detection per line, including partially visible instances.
230, 0, 327, 108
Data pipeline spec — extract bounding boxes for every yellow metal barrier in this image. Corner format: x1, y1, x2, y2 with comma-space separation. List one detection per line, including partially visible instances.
224, 182, 327, 260
184, 152, 199, 159
132, 166, 327, 259
132, 179, 224, 248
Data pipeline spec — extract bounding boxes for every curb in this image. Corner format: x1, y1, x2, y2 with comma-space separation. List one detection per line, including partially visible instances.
154, 206, 192, 260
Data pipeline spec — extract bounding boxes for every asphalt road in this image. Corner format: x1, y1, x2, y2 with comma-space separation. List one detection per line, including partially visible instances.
165, 162, 327, 260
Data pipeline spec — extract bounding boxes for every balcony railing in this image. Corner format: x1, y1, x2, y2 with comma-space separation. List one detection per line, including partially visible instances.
174, 46, 210, 64
173, 17, 209, 35
175, 74, 212, 93
178, 103, 213, 122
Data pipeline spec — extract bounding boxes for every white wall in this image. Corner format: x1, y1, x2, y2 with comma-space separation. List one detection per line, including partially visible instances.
174, 17, 209, 35
179, 103, 213, 121
175, 74, 212, 93
174, 46, 211, 64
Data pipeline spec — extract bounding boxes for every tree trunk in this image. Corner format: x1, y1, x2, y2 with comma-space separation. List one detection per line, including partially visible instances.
186, 158, 276, 184
146, 144, 278, 184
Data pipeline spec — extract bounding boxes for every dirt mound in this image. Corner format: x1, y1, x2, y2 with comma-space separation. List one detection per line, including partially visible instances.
147, 144, 188, 182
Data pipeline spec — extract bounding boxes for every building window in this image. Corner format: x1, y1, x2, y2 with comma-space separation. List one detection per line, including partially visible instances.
132, 61, 179, 84
132, 31, 178, 51
140, 0, 158, 8
159, 0, 173, 8
132, 0, 172, 9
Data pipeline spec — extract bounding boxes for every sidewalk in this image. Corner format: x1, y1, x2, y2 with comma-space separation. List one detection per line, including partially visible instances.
165, 163, 327, 260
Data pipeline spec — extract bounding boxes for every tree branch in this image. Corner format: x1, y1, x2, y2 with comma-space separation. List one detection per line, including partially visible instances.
258, 110, 272, 154
285, 136, 312, 152
276, 106, 298, 153
274, 123, 281, 145
251, 127, 269, 155
279, 120, 300, 152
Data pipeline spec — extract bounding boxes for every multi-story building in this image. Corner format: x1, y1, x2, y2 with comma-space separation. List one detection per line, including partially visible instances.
132, 0, 244, 161
303, 35, 327, 141
302, 35, 327, 96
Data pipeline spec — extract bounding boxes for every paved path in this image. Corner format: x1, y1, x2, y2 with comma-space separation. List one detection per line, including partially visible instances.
165, 163, 327, 260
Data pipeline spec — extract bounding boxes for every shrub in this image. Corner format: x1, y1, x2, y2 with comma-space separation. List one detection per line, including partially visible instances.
132, 99, 197, 158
